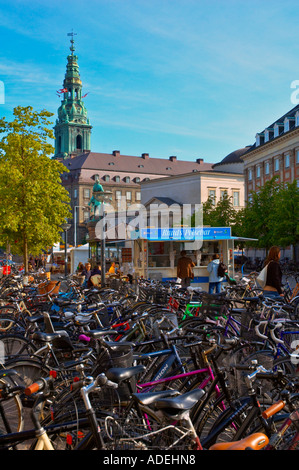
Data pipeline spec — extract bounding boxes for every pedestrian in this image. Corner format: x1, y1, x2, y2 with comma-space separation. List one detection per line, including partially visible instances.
91, 262, 101, 276
262, 246, 284, 299
90, 262, 102, 287
177, 250, 195, 289
82, 262, 92, 287
108, 261, 116, 275
76, 262, 84, 274
207, 254, 224, 294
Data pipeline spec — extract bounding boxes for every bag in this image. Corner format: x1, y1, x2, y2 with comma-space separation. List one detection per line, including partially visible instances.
217, 262, 227, 277
256, 264, 268, 288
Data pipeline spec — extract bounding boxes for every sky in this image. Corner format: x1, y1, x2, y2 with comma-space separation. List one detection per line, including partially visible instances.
1, 0, 299, 164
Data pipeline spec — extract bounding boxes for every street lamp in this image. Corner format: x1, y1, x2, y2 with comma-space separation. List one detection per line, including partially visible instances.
61, 222, 71, 277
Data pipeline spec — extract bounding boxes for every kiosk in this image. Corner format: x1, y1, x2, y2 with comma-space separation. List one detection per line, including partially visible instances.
133, 227, 237, 290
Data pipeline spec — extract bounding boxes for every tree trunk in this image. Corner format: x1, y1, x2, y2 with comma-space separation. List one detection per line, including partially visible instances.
23, 235, 28, 274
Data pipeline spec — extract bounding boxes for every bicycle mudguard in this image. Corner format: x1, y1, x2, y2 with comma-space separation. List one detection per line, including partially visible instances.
209, 432, 269, 450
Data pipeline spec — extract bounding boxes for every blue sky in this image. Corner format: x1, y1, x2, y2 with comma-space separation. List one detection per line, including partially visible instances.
1, 0, 299, 164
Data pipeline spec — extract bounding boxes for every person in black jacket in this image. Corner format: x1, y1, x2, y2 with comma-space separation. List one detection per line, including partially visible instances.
263, 246, 284, 299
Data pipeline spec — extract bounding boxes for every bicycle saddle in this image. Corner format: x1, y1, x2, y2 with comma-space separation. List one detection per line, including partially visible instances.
155, 388, 205, 413
209, 432, 269, 451
132, 389, 180, 406
106, 365, 146, 383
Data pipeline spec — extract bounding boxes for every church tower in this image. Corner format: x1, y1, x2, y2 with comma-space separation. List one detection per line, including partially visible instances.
53, 34, 92, 159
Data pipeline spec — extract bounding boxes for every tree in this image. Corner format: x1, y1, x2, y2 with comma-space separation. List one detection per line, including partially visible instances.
202, 193, 238, 229
241, 177, 281, 250
0, 106, 71, 272
271, 180, 299, 262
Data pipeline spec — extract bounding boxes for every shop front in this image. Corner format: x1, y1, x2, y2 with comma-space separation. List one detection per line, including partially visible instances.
133, 227, 236, 290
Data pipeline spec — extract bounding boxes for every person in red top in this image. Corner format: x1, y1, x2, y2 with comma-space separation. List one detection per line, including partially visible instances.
263, 246, 284, 299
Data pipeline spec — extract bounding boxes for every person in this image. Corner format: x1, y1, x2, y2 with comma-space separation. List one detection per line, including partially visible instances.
76, 262, 84, 274
82, 262, 92, 287
207, 254, 224, 294
263, 246, 284, 299
90, 262, 102, 287
108, 261, 116, 275
177, 250, 195, 289
91, 262, 101, 276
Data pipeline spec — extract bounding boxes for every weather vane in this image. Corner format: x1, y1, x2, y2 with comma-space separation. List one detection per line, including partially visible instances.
67, 30, 77, 55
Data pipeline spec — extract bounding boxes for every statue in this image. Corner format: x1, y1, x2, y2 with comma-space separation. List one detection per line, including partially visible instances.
88, 176, 104, 219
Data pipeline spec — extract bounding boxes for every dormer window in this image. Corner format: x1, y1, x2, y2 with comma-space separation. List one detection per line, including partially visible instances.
274, 122, 283, 137
256, 133, 264, 146
124, 176, 130, 183
264, 128, 274, 143
103, 175, 110, 182
134, 177, 141, 183
114, 175, 120, 183
296, 112, 299, 127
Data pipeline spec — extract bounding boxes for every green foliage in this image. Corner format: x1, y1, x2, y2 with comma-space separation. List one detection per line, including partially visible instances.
0, 106, 71, 271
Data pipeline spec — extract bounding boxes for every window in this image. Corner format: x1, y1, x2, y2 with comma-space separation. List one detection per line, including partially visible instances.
296, 150, 299, 164
265, 162, 270, 175
126, 191, 132, 201
84, 189, 90, 199
115, 190, 122, 200
275, 159, 280, 172
256, 166, 261, 178
74, 189, 78, 199
83, 210, 89, 222
114, 175, 120, 183
285, 154, 290, 168
124, 176, 130, 183
248, 169, 252, 180
220, 189, 228, 199
134, 177, 141, 183
233, 191, 240, 207
296, 114, 299, 127
103, 175, 110, 182
284, 119, 290, 133
136, 191, 141, 201
208, 189, 216, 205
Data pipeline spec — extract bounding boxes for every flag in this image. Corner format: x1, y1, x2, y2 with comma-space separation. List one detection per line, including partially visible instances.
58, 88, 68, 93
82, 92, 90, 98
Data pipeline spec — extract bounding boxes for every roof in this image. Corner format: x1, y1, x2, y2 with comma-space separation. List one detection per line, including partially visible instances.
212, 147, 249, 168
242, 103, 299, 158
60, 151, 214, 176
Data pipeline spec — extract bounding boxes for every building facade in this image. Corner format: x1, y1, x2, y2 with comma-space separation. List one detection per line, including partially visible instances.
242, 104, 299, 201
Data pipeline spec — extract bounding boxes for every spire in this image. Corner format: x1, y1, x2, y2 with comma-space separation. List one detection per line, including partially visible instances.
53, 33, 92, 160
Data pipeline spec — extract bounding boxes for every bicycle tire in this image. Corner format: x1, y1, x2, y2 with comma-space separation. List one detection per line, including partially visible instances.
0, 333, 37, 361
0, 376, 24, 435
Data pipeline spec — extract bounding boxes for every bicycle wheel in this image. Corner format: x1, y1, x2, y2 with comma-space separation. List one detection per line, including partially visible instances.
0, 334, 37, 361
0, 306, 20, 333
0, 375, 24, 434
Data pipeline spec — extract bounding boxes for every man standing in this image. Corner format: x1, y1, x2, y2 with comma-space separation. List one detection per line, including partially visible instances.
177, 250, 195, 288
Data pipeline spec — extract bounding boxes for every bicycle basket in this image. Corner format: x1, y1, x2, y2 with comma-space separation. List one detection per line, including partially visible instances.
94, 343, 134, 401
104, 413, 196, 450
198, 293, 228, 318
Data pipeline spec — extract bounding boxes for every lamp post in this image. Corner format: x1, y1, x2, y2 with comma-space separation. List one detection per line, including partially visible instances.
93, 191, 112, 287
61, 222, 71, 277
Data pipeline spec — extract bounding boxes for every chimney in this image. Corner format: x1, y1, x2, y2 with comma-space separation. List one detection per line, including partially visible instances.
113, 150, 120, 157
196, 158, 204, 164
169, 156, 177, 161
141, 153, 149, 159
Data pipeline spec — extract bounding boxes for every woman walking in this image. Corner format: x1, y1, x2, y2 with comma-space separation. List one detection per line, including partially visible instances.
263, 246, 284, 299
